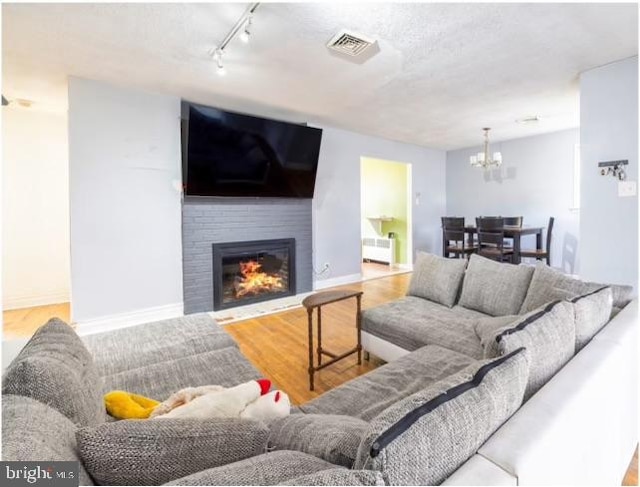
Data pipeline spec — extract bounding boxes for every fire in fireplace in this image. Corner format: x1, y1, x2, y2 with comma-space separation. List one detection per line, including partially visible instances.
212, 238, 296, 310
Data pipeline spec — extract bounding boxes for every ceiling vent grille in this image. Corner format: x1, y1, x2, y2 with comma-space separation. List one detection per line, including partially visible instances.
327, 30, 375, 57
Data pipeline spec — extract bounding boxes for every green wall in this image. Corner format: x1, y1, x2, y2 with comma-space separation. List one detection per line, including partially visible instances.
360, 157, 409, 264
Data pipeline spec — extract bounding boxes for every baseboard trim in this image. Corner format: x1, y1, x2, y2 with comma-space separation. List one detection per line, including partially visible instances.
3, 292, 70, 310
314, 273, 363, 290
74, 302, 184, 336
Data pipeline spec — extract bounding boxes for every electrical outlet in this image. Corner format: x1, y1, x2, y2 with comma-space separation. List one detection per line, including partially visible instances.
618, 181, 637, 197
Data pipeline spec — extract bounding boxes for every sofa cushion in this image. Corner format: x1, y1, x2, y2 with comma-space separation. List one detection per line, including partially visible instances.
490, 300, 576, 400
77, 418, 269, 485
268, 414, 368, 467
407, 252, 467, 307
83, 313, 237, 376
300, 345, 476, 420
519, 262, 634, 315
2, 318, 105, 426
166, 450, 336, 486
458, 254, 535, 316
2, 394, 94, 486
353, 348, 529, 486
362, 296, 483, 358
102, 346, 261, 400
283, 469, 385, 486
474, 315, 519, 355
572, 287, 613, 352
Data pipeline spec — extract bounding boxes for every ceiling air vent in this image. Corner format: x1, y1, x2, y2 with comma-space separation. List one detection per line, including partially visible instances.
327, 29, 376, 58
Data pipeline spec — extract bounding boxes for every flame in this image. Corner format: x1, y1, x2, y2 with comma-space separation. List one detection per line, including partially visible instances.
235, 259, 284, 298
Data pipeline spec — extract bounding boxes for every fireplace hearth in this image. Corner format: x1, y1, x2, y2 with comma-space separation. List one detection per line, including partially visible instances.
212, 238, 296, 311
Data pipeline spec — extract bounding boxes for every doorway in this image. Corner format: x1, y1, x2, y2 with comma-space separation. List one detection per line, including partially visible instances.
360, 157, 412, 280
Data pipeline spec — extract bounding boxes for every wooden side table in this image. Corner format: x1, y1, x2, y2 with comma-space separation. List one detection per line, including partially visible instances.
301, 289, 363, 391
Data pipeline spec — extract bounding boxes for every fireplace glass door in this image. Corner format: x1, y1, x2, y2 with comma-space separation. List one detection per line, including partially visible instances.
213, 239, 295, 310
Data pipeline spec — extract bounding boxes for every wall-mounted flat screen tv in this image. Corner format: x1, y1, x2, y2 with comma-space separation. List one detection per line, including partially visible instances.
182, 102, 322, 198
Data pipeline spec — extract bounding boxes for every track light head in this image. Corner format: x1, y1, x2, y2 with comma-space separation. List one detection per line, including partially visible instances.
213, 49, 226, 76
240, 17, 252, 43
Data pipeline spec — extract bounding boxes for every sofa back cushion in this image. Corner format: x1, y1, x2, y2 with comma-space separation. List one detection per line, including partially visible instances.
519, 262, 633, 316
353, 349, 529, 485
458, 254, 535, 316
2, 394, 94, 486
76, 418, 269, 485
407, 252, 467, 307
2, 318, 105, 426
488, 300, 575, 400
267, 414, 368, 467
571, 287, 613, 352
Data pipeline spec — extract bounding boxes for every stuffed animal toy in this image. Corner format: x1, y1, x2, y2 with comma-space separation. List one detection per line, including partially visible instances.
104, 391, 160, 420
104, 379, 290, 422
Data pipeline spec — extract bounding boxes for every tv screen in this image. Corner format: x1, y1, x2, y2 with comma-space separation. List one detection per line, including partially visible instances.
182, 102, 322, 198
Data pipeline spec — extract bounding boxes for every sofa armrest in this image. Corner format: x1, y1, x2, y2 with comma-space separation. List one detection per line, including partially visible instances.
76, 418, 268, 485
441, 454, 516, 486
268, 414, 368, 467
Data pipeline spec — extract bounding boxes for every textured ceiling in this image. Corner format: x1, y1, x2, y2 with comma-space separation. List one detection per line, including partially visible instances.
2, 2, 638, 150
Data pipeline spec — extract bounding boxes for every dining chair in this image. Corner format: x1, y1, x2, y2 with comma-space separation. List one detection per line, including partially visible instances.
502, 217, 523, 247
441, 217, 476, 258
520, 217, 554, 265
476, 217, 513, 263
504, 216, 523, 227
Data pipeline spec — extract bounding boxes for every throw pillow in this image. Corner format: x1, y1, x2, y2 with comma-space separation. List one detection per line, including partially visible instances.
458, 254, 535, 316
2, 318, 105, 426
268, 414, 368, 467
519, 262, 633, 315
572, 287, 613, 352
491, 300, 576, 400
407, 252, 467, 308
76, 418, 269, 485
353, 348, 530, 486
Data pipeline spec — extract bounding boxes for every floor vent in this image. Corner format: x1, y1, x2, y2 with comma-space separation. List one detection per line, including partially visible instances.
327, 29, 376, 57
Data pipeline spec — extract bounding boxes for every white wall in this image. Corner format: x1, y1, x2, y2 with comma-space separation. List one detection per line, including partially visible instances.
580, 56, 638, 289
2, 105, 70, 309
446, 129, 581, 273
313, 127, 446, 284
68, 78, 184, 327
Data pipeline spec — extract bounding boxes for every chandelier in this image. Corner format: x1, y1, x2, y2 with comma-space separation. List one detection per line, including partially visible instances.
470, 128, 502, 168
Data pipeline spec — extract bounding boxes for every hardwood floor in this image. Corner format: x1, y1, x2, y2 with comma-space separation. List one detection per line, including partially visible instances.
623, 447, 638, 486
3, 302, 71, 339
225, 273, 410, 405
2, 272, 637, 484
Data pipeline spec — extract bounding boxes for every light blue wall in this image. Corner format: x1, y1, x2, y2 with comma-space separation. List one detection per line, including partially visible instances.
446, 129, 581, 274
313, 127, 446, 284
580, 56, 638, 289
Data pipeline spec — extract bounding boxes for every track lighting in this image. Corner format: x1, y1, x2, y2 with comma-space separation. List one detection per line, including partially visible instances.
240, 17, 252, 43
213, 49, 226, 76
210, 3, 259, 76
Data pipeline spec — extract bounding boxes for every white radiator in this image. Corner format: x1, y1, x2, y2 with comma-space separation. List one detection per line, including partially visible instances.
362, 237, 396, 265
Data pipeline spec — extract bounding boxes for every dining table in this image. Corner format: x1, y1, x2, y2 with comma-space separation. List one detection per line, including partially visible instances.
452, 225, 545, 264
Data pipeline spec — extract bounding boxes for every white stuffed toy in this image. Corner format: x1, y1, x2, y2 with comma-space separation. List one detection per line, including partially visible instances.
150, 379, 290, 422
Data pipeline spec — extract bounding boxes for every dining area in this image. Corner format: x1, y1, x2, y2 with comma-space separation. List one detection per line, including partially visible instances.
441, 216, 555, 265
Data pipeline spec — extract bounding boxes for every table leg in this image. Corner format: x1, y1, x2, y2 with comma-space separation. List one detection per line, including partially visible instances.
356, 295, 362, 365
317, 307, 322, 367
513, 233, 521, 264
307, 308, 315, 391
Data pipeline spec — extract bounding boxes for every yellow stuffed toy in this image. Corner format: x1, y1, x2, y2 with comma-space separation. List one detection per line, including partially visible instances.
104, 391, 160, 420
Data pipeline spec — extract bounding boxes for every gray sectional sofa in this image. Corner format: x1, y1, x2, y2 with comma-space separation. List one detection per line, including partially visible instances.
2, 253, 638, 486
